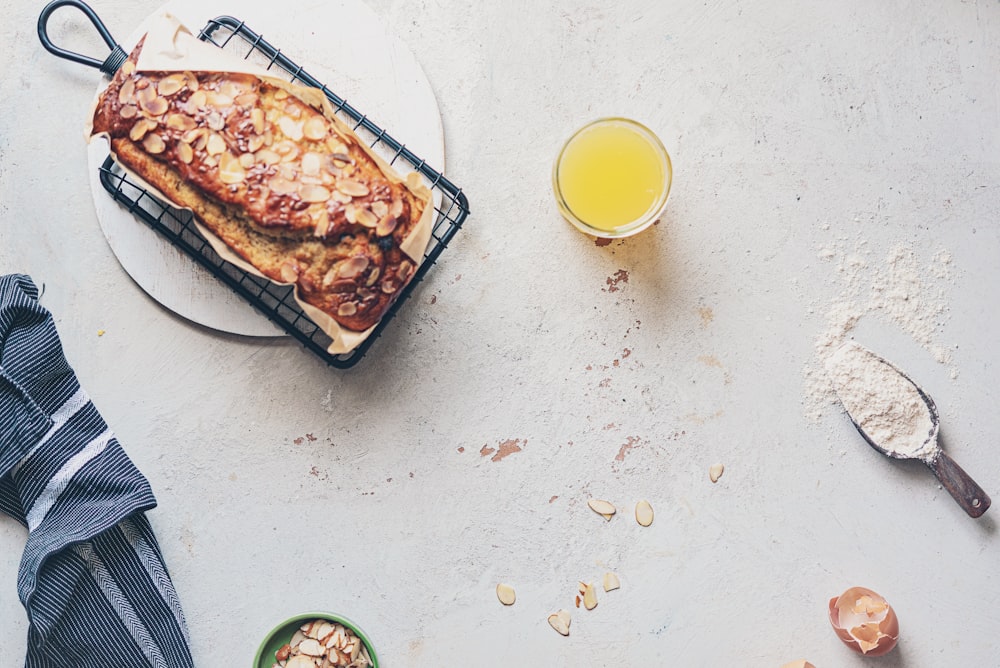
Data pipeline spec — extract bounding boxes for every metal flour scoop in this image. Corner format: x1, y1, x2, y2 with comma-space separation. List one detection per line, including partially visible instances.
826, 342, 991, 518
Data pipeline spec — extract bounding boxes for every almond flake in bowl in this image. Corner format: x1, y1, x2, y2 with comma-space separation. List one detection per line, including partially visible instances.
254, 613, 378, 668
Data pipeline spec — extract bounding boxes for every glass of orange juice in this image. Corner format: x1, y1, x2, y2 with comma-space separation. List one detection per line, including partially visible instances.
552, 117, 672, 238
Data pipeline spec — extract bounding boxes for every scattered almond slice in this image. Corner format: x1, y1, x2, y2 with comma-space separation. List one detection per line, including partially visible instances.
780, 661, 817, 668
496, 583, 516, 606
709, 463, 725, 483
635, 500, 654, 527
603, 572, 620, 592
582, 582, 598, 610
588, 498, 616, 520
547, 610, 571, 636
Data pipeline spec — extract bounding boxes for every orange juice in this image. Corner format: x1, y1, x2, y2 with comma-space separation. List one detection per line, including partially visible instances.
553, 118, 671, 237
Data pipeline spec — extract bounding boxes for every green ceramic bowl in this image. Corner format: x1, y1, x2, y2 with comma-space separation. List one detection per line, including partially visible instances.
253, 612, 379, 668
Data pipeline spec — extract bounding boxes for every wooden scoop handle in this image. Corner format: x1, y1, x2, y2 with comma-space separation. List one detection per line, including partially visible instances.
928, 451, 991, 518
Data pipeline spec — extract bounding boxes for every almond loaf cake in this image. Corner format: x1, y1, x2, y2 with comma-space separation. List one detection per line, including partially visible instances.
91, 40, 432, 333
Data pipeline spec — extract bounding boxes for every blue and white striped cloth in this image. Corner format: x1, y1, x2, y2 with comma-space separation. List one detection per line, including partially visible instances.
0, 274, 194, 667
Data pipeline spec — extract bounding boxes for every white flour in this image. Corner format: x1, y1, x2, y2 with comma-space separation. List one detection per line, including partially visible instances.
825, 342, 937, 459
801, 235, 956, 423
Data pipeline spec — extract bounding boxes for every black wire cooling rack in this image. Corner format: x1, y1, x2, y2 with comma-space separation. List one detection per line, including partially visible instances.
93, 16, 469, 368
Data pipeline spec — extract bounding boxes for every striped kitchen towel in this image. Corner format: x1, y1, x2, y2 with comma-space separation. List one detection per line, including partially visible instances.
0, 274, 194, 667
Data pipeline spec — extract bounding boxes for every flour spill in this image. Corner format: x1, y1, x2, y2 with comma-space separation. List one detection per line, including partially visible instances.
802, 234, 956, 422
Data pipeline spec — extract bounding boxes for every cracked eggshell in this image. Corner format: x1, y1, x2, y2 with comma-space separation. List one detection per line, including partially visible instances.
828, 586, 899, 656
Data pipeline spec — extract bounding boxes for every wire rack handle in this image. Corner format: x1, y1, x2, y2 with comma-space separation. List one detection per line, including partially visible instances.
38, 0, 126, 76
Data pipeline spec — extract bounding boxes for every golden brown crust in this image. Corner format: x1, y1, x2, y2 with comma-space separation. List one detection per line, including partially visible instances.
93, 40, 426, 332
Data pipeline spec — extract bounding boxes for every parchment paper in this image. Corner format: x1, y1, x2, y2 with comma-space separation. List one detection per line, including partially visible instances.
88, 13, 435, 354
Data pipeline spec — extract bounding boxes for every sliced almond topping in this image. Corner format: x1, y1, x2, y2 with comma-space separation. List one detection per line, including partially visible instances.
280, 261, 299, 283
140, 95, 169, 116
207, 91, 234, 107
274, 89, 289, 100
350, 639, 361, 661
603, 572, 621, 592
182, 71, 199, 92
389, 197, 404, 218
583, 583, 598, 610
496, 583, 516, 606
250, 108, 265, 135
129, 119, 155, 142
313, 210, 331, 238
247, 134, 266, 153
135, 84, 156, 106
355, 207, 378, 229
219, 169, 245, 185
284, 657, 313, 668
234, 92, 257, 107
166, 113, 197, 132
290, 630, 305, 648
278, 116, 304, 141
121, 60, 135, 76
119, 104, 138, 119
157, 74, 186, 97
332, 189, 352, 204
381, 280, 398, 294
301, 152, 322, 176
344, 202, 358, 224
219, 153, 246, 184
206, 111, 225, 131
371, 201, 389, 218
337, 302, 358, 317
238, 152, 255, 169
268, 176, 299, 195
255, 149, 281, 166
547, 610, 571, 636
339, 256, 370, 279
300, 184, 331, 203
326, 137, 350, 154
588, 499, 616, 519
219, 81, 242, 99
182, 127, 206, 144
365, 267, 380, 287
142, 133, 165, 154
709, 463, 725, 483
206, 133, 227, 156
118, 78, 136, 105
187, 89, 207, 110
337, 180, 369, 197
322, 267, 338, 287
303, 115, 328, 140
375, 215, 398, 237
635, 500, 654, 527
274, 140, 300, 162
397, 260, 413, 282
176, 141, 194, 164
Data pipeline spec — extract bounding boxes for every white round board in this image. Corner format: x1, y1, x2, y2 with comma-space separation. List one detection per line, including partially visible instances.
87, 0, 446, 336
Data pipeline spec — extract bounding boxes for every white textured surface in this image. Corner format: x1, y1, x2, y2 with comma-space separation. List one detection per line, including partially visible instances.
2, 1, 999, 666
